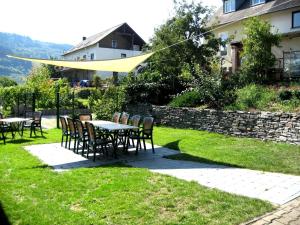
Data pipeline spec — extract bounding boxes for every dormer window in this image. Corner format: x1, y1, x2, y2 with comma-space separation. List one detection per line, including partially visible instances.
251, 0, 265, 6
224, 0, 236, 13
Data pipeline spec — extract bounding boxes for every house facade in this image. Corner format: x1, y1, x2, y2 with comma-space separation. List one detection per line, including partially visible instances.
60, 23, 146, 83
209, 0, 300, 78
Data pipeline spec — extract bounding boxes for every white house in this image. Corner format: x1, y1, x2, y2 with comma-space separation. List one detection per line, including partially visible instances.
60, 23, 146, 82
209, 0, 300, 78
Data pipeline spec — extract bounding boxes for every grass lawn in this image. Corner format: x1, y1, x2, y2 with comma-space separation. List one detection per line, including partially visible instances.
0, 129, 273, 225
153, 126, 300, 175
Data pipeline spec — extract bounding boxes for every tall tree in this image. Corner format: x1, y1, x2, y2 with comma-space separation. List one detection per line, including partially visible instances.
148, 0, 220, 78
241, 17, 281, 82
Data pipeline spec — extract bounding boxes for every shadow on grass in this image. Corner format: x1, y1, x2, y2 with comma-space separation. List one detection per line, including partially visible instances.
163, 140, 181, 151
162, 139, 244, 168
165, 153, 243, 169
0, 203, 11, 225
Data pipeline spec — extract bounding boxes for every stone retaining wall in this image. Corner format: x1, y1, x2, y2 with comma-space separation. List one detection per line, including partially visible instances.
126, 104, 300, 145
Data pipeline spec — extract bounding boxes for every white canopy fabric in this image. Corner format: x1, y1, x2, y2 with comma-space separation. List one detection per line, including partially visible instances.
7, 52, 154, 73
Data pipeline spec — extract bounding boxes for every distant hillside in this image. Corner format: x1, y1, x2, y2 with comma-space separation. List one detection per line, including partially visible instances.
0, 32, 72, 81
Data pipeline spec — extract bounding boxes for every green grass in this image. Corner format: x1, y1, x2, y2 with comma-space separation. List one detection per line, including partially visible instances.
153, 126, 300, 175
0, 129, 273, 225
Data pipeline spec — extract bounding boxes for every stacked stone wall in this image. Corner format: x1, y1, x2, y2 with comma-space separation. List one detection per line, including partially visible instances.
126, 104, 300, 145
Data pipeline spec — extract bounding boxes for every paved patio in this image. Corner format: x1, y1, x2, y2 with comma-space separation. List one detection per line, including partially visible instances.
244, 197, 300, 225
25, 143, 300, 206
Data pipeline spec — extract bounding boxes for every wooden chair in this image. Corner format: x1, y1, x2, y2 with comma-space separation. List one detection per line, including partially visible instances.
60, 116, 69, 148
118, 112, 130, 149
75, 120, 88, 155
128, 117, 154, 154
85, 122, 110, 161
120, 112, 130, 125
66, 117, 78, 151
22, 111, 43, 137
112, 112, 121, 123
79, 113, 92, 122
127, 115, 141, 149
0, 113, 8, 144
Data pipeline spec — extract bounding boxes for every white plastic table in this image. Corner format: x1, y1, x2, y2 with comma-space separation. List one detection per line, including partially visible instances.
0, 117, 31, 142
89, 120, 138, 158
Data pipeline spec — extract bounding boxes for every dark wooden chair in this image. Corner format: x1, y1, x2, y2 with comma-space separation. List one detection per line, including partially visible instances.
128, 115, 141, 147
118, 112, 130, 149
112, 112, 121, 123
79, 114, 92, 122
128, 117, 154, 154
85, 122, 110, 161
0, 113, 8, 144
22, 111, 43, 137
60, 116, 69, 148
75, 119, 88, 155
66, 117, 78, 151
120, 112, 130, 125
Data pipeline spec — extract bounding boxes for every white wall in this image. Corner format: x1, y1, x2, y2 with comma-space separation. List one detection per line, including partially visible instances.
62, 44, 143, 78
214, 7, 300, 68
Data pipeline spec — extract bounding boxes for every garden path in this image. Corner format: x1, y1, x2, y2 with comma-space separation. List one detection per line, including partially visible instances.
25, 143, 300, 206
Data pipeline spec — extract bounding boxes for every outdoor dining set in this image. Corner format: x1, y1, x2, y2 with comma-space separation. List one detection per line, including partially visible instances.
60, 113, 155, 161
0, 111, 43, 144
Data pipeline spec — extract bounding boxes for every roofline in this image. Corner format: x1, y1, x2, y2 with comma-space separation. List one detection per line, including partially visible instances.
62, 22, 146, 56
211, 4, 300, 30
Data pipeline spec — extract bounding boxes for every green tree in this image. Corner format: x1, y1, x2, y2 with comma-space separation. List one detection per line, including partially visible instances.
92, 75, 102, 89
0, 77, 17, 87
26, 65, 53, 92
241, 17, 281, 83
126, 0, 221, 104
149, 0, 220, 78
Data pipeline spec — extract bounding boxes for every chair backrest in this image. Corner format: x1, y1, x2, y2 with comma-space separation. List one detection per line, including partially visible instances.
112, 112, 121, 123
142, 117, 154, 135
33, 111, 42, 123
120, 112, 130, 125
67, 117, 76, 135
130, 115, 141, 127
0, 113, 3, 125
60, 116, 68, 132
75, 120, 85, 139
79, 114, 92, 122
85, 122, 96, 144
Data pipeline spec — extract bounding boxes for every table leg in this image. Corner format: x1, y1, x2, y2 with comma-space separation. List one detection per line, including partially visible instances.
111, 131, 119, 159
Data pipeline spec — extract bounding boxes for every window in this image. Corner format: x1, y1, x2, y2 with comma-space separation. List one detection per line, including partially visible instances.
292, 11, 300, 28
224, 0, 235, 13
121, 53, 126, 58
90, 53, 94, 60
112, 40, 117, 48
220, 33, 228, 56
83, 55, 86, 60
251, 0, 265, 6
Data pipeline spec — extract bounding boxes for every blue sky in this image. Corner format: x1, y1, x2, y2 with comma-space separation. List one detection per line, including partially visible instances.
0, 0, 221, 45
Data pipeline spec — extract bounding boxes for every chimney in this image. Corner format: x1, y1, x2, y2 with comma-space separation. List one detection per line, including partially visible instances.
82, 37, 86, 41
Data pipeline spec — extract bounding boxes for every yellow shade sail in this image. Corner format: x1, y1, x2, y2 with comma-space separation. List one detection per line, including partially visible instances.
7, 52, 154, 73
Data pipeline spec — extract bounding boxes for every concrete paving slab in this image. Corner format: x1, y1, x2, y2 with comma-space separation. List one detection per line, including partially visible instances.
24, 143, 300, 205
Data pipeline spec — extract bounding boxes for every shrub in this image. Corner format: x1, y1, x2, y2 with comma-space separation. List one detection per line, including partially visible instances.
227, 84, 277, 111
0, 77, 17, 87
89, 86, 125, 120
169, 90, 202, 107
293, 90, 300, 100
279, 90, 293, 101
76, 88, 93, 99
